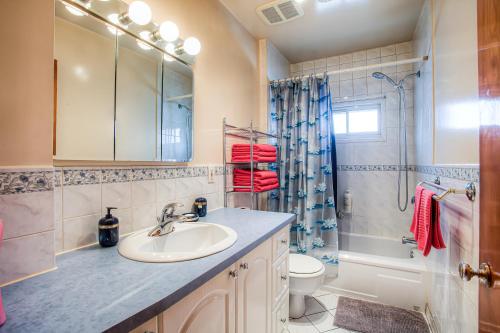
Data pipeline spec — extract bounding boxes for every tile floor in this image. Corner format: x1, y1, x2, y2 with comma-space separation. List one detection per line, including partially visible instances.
288, 289, 360, 333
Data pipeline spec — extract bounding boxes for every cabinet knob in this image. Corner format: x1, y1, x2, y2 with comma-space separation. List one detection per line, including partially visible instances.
280, 318, 287, 324
281, 239, 287, 244
229, 269, 239, 279
281, 274, 287, 281
240, 262, 249, 270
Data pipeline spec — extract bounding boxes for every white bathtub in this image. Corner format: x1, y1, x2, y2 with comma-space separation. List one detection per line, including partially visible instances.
324, 232, 428, 311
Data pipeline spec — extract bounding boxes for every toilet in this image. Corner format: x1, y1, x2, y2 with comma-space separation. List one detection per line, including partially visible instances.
289, 253, 326, 318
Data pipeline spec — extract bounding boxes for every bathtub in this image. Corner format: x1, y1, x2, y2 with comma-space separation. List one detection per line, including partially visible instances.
324, 232, 428, 311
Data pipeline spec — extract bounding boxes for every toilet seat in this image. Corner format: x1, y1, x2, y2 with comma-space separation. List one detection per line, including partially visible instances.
289, 254, 325, 278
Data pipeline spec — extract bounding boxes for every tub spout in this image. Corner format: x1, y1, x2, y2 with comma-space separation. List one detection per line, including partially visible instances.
402, 236, 416, 245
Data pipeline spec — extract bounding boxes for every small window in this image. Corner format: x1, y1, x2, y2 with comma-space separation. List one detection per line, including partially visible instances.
333, 100, 384, 142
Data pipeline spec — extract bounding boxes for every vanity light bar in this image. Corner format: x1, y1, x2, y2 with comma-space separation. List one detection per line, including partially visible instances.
62, 0, 201, 62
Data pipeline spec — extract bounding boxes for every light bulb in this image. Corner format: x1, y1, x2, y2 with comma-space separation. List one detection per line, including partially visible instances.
139, 31, 151, 41
108, 13, 128, 29
137, 40, 152, 50
65, 4, 87, 16
183, 37, 201, 56
165, 43, 176, 54
128, 1, 152, 26
159, 21, 179, 42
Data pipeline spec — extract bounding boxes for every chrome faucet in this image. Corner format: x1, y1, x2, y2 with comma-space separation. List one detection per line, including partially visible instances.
402, 236, 417, 245
148, 203, 184, 237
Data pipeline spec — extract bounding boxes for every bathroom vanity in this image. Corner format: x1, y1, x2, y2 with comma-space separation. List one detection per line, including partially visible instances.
0, 208, 293, 333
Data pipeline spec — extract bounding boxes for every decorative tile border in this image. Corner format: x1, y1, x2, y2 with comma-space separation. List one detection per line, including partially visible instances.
0, 170, 54, 195
337, 165, 417, 172
415, 165, 479, 183
336, 164, 479, 182
0, 166, 225, 195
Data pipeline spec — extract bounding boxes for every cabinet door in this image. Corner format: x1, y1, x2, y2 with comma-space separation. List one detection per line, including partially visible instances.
237, 240, 272, 333
129, 316, 158, 333
272, 294, 289, 333
163, 265, 237, 333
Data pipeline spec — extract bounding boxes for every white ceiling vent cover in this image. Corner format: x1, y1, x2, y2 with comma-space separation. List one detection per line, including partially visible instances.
256, 0, 304, 26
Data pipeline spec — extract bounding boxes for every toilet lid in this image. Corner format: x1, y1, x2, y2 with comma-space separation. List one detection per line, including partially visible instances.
289, 254, 324, 275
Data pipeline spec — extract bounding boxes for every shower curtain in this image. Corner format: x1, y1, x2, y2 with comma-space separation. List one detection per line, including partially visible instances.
268, 75, 339, 274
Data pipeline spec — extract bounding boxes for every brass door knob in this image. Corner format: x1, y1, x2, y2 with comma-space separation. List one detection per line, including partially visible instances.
459, 262, 499, 288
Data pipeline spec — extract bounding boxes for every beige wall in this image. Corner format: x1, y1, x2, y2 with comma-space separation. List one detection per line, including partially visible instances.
0, 0, 54, 166
133, 0, 259, 165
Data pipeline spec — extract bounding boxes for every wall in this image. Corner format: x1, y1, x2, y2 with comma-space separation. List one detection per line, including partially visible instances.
413, 0, 480, 332
290, 41, 417, 239
0, 0, 54, 166
0, 0, 259, 285
0, 0, 56, 285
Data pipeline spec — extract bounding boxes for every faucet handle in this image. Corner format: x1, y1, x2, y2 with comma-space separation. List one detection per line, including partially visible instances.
164, 202, 184, 217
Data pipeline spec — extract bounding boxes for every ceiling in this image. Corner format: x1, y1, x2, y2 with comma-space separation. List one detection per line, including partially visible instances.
219, 0, 424, 63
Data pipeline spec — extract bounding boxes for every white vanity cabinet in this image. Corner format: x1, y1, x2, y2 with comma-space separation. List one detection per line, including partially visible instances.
134, 226, 289, 333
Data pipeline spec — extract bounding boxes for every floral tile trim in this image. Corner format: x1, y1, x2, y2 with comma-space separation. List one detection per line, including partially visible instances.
101, 169, 130, 183
337, 165, 417, 171
0, 171, 54, 195
63, 169, 101, 186
416, 165, 479, 182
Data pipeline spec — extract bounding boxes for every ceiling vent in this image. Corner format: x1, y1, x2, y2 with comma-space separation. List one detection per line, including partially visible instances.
256, 0, 304, 26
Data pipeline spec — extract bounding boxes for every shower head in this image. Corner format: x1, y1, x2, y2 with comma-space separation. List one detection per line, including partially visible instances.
371, 72, 397, 87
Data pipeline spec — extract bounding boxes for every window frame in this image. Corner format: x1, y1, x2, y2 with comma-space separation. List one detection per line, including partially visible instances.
333, 97, 386, 143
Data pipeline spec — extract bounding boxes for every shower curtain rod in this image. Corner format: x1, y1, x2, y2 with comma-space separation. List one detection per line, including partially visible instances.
273, 56, 429, 83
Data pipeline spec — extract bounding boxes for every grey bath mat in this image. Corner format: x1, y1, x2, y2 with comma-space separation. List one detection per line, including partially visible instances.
334, 296, 429, 333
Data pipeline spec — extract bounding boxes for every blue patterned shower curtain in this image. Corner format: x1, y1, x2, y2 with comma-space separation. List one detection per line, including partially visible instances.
268, 75, 339, 275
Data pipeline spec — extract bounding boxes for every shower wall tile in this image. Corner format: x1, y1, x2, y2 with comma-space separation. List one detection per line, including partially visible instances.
367, 47, 381, 59
62, 184, 101, 219
380, 44, 396, 57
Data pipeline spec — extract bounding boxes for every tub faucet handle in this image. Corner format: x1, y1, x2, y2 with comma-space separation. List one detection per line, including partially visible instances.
402, 236, 416, 245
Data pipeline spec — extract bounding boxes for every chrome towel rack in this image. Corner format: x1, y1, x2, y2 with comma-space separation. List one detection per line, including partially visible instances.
417, 177, 476, 202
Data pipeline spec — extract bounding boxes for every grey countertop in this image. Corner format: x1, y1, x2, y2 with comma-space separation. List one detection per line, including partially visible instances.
0, 208, 294, 333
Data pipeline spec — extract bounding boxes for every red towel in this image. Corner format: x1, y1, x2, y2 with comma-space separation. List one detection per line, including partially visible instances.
232, 151, 276, 158
234, 177, 278, 186
234, 182, 279, 192
410, 186, 445, 256
234, 169, 277, 179
232, 144, 276, 153
232, 155, 277, 163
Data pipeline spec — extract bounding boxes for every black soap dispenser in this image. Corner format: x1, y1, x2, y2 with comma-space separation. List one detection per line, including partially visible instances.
98, 207, 119, 247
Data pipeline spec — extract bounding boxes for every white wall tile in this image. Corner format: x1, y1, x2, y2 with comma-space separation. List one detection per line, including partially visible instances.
367, 48, 381, 59
314, 58, 327, 72
352, 50, 367, 62
132, 203, 157, 231
0, 231, 55, 285
0, 191, 54, 239
102, 182, 131, 209
396, 41, 413, 54
339, 63, 353, 81
339, 80, 353, 97
353, 78, 367, 96
156, 179, 176, 203
381, 44, 396, 57
63, 184, 101, 219
327, 56, 339, 66
381, 55, 397, 74
63, 214, 99, 250
290, 63, 302, 73
339, 53, 353, 64
131, 180, 155, 206
302, 61, 314, 71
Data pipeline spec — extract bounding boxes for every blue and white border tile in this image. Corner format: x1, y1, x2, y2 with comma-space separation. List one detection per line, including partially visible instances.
415, 165, 479, 183
0, 170, 53, 195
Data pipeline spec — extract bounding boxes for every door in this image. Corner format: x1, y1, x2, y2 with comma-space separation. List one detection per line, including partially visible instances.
163, 265, 237, 333
237, 240, 272, 333
477, 1, 500, 332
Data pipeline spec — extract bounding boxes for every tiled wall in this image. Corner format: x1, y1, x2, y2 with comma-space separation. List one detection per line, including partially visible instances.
413, 1, 480, 332
0, 165, 225, 285
289, 41, 417, 239
0, 168, 56, 285
54, 166, 225, 253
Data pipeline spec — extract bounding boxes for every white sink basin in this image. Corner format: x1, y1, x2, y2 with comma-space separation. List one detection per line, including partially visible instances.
118, 222, 238, 263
